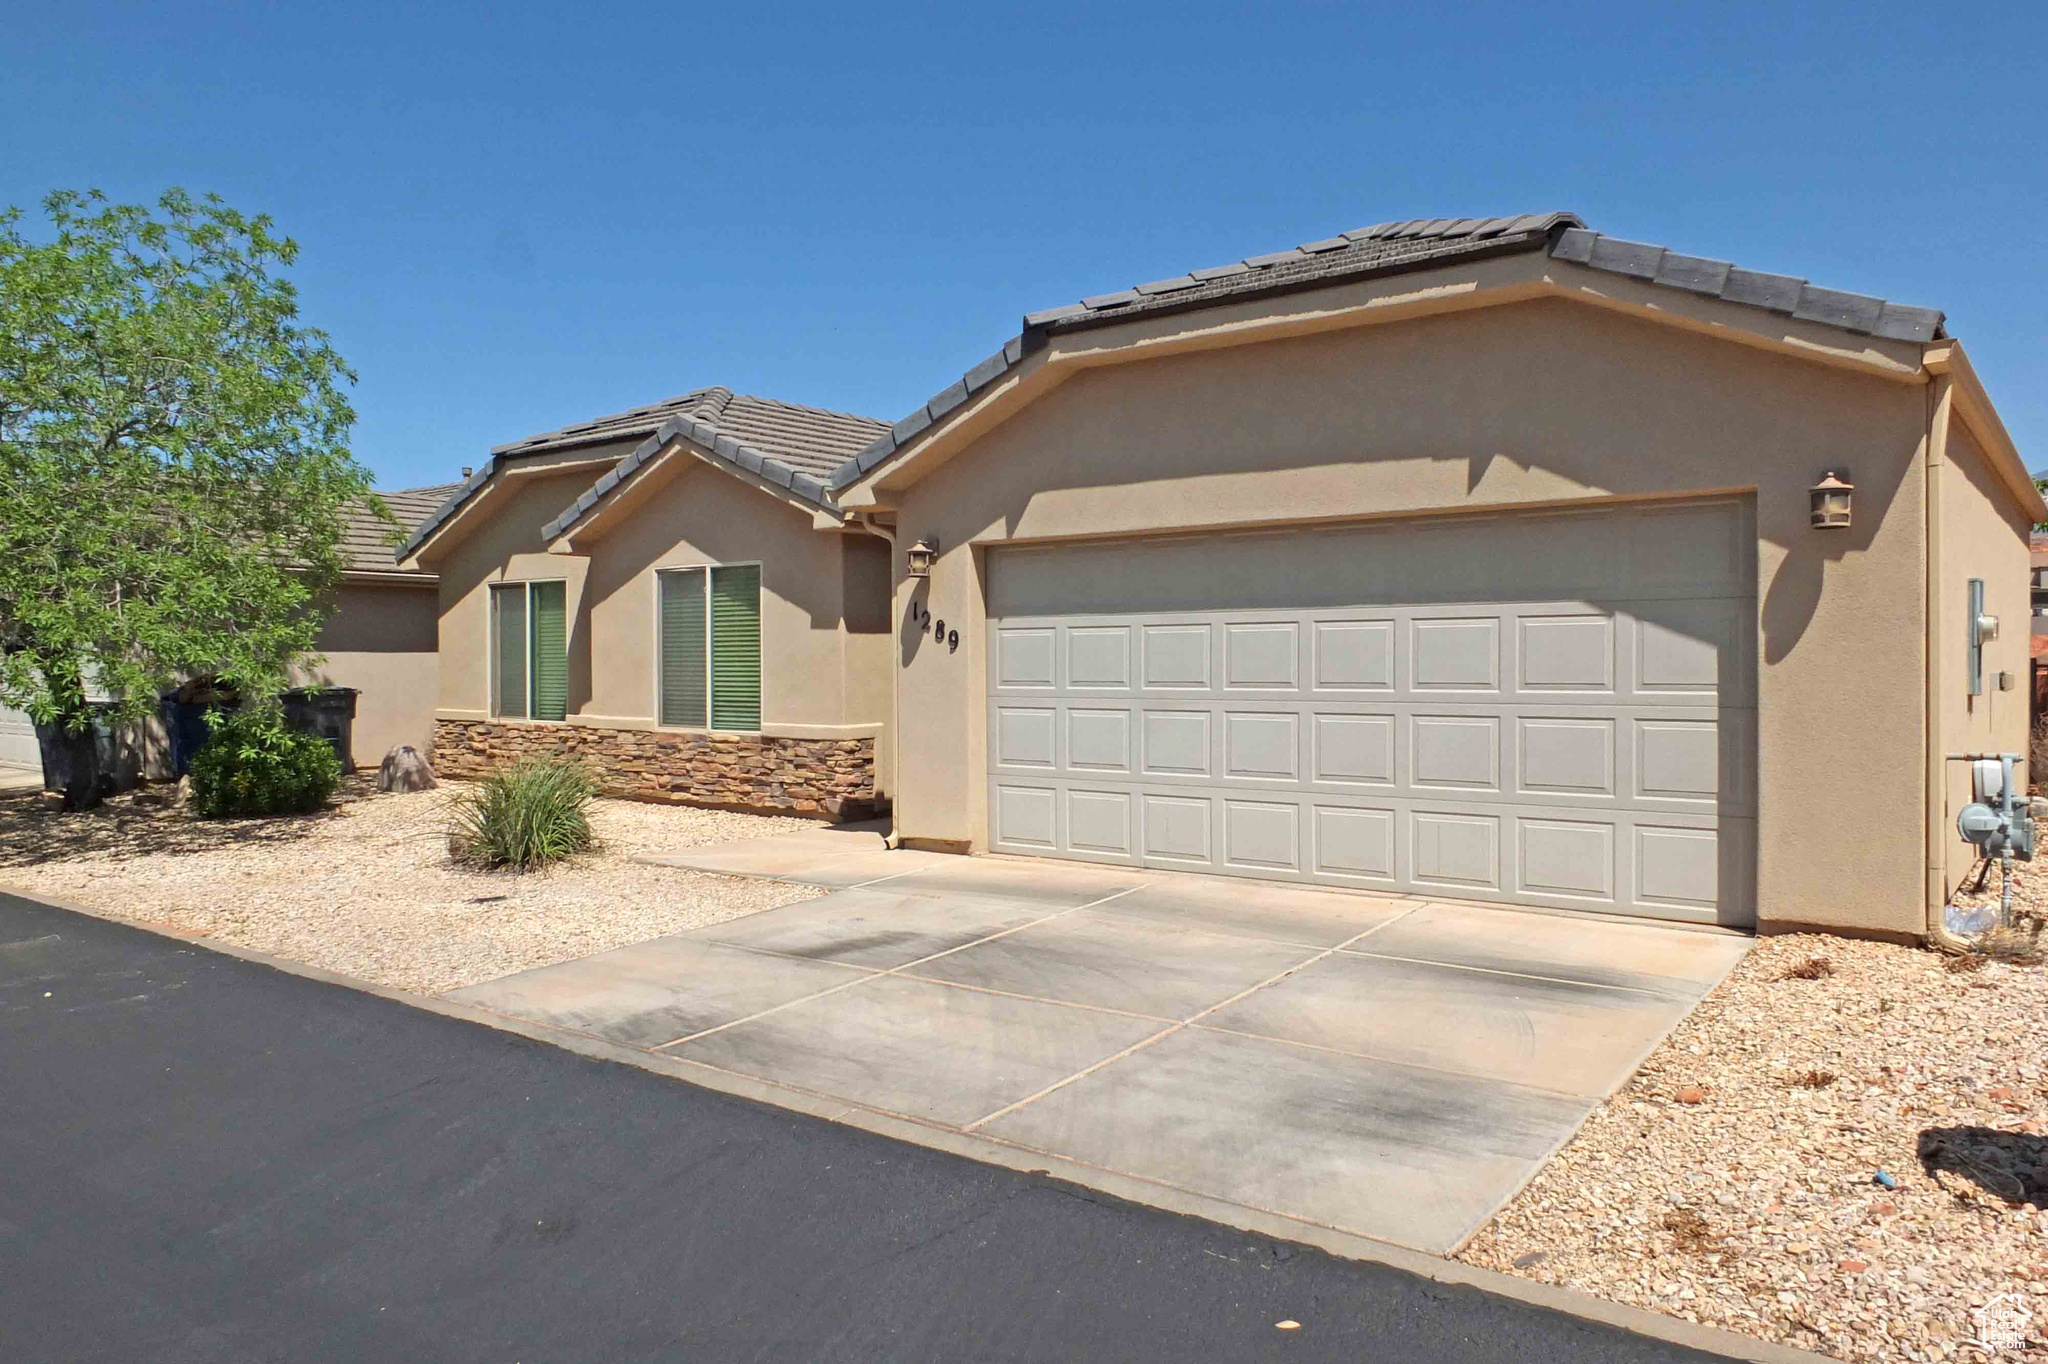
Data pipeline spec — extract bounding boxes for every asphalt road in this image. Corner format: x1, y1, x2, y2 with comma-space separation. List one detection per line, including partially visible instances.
0, 892, 1741, 1363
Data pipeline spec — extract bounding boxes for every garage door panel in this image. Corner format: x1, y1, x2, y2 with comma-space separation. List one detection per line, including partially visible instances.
1141, 709, 1212, 777
1516, 614, 1615, 693
1312, 713, 1396, 786
1224, 712, 1300, 782
1066, 708, 1133, 773
1412, 810, 1501, 890
987, 503, 1754, 926
1517, 717, 1614, 798
1066, 789, 1135, 858
1410, 617, 1500, 691
1223, 622, 1300, 690
1224, 799, 1302, 872
1142, 625, 1211, 689
994, 784, 1059, 851
1411, 715, 1500, 792
998, 629, 1057, 689
1142, 794, 1214, 865
1312, 805, 1399, 883
1066, 626, 1132, 690
1312, 619, 1396, 691
994, 707, 1058, 770
1517, 818, 1616, 902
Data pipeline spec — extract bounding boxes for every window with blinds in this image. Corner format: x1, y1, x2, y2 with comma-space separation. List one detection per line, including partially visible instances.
490, 580, 568, 721
657, 563, 761, 731
658, 568, 707, 728
490, 583, 528, 719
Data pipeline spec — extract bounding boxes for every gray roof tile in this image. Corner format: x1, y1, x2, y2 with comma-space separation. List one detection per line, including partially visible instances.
1554, 229, 1943, 343
345, 483, 459, 573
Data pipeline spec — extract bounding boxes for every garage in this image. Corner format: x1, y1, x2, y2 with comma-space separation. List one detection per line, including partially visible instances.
986, 501, 1755, 925
0, 705, 37, 772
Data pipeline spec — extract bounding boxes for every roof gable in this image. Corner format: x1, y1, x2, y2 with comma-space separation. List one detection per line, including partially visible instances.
830, 211, 1958, 499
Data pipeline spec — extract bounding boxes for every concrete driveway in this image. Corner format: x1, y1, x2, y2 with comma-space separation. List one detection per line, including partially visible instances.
451, 831, 1748, 1255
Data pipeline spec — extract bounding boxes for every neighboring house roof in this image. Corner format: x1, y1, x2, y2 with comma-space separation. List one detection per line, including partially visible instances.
828, 211, 1953, 494
344, 484, 458, 578
398, 390, 889, 562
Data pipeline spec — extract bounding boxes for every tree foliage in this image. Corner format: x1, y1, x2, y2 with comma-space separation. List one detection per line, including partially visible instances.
0, 189, 380, 795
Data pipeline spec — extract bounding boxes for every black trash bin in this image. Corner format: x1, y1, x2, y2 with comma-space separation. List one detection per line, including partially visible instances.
281, 687, 359, 772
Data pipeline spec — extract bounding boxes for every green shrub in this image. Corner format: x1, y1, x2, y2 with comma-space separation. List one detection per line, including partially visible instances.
449, 757, 596, 871
189, 709, 342, 817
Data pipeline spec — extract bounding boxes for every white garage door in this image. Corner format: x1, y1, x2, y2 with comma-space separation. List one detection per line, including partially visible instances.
986, 502, 1755, 926
0, 705, 38, 772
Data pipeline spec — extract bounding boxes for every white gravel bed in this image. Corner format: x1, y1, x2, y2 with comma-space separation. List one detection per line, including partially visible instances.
1459, 930, 2047, 1362
0, 780, 824, 996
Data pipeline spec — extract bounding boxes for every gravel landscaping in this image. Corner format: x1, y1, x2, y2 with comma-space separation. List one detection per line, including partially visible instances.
0, 778, 823, 995
1460, 919, 2047, 1363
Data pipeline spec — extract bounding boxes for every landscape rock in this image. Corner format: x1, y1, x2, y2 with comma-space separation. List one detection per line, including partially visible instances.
377, 745, 437, 794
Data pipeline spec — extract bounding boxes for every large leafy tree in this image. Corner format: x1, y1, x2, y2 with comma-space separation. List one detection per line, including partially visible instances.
0, 189, 381, 808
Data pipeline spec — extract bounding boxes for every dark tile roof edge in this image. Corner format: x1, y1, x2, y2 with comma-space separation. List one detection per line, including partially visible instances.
540, 413, 839, 544
1018, 212, 1580, 333
1549, 228, 1945, 343
397, 458, 507, 562
828, 215, 1579, 494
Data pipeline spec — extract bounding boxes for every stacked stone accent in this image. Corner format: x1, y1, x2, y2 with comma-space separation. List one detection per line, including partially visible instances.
433, 719, 882, 821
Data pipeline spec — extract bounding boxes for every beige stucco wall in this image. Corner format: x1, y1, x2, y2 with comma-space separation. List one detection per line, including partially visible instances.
301, 581, 440, 766
429, 455, 892, 801
1935, 417, 2033, 896
579, 461, 888, 736
886, 294, 1942, 935
434, 469, 596, 718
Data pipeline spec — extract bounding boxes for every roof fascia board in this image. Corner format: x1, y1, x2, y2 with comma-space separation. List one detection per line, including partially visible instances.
1542, 259, 1925, 381
340, 569, 438, 586
1924, 340, 2046, 523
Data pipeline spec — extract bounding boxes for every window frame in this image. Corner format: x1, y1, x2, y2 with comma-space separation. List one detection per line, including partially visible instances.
653, 560, 764, 735
488, 577, 570, 722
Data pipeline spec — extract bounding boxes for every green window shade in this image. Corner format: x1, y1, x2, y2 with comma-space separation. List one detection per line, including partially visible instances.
659, 569, 707, 728
529, 580, 568, 722
709, 564, 761, 731
491, 584, 528, 719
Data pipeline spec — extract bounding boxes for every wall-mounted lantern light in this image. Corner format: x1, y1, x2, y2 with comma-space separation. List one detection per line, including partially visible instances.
1809, 470, 1854, 530
906, 536, 938, 578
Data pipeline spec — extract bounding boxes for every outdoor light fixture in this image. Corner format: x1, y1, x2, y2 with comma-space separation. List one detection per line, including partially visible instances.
1809, 470, 1854, 530
906, 536, 938, 578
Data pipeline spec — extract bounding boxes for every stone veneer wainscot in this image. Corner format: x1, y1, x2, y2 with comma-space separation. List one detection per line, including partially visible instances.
433, 719, 882, 821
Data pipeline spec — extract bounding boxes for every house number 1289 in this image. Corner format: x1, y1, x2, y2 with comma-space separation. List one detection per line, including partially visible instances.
908, 601, 960, 653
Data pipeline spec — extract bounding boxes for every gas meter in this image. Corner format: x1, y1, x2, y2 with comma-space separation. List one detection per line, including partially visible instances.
1950, 751, 2033, 930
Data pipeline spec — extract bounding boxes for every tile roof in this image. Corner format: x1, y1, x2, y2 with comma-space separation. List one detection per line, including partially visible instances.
1020, 212, 1582, 332
829, 211, 1955, 493
343, 483, 458, 575
831, 213, 1577, 492
400, 390, 889, 560
540, 393, 888, 541
1549, 228, 1944, 343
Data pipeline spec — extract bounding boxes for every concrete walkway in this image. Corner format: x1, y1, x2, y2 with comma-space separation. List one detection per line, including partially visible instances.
455, 833, 1750, 1256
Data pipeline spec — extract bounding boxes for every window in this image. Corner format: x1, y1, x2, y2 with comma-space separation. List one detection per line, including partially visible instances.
491, 581, 567, 720
659, 564, 760, 730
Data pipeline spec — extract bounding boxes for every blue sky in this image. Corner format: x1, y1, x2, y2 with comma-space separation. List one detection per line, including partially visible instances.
7, 1, 2044, 490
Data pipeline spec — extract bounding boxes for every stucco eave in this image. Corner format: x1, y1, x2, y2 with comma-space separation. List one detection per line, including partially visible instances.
1925, 339, 2046, 524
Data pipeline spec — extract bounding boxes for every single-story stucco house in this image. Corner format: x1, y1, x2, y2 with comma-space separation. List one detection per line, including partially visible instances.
0, 486, 448, 782
398, 387, 894, 819
823, 211, 2039, 944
